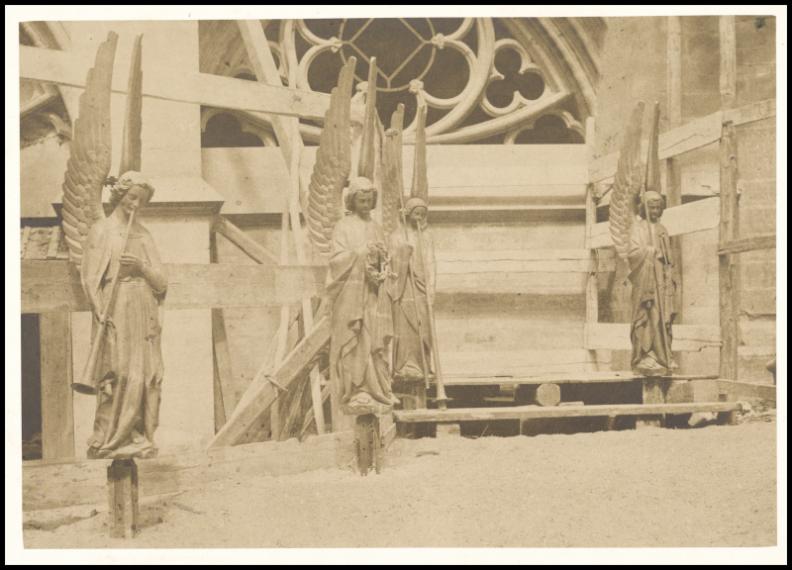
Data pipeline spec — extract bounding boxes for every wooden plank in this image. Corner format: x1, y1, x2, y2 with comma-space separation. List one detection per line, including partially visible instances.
206, 146, 590, 215
719, 17, 737, 109
23, 430, 355, 512
589, 198, 719, 249
21, 226, 32, 259
19, 45, 330, 120
442, 349, 593, 378
437, 271, 587, 296
39, 312, 74, 460
667, 16, 683, 126
719, 17, 740, 381
589, 99, 776, 183
716, 380, 775, 403
584, 322, 721, 351
212, 215, 279, 265
207, 315, 330, 449
443, 372, 718, 387
584, 117, 599, 371
212, 309, 236, 426
718, 234, 776, 255
666, 17, 684, 329
45, 226, 61, 259
236, 22, 326, 436
21, 260, 325, 313
394, 401, 743, 423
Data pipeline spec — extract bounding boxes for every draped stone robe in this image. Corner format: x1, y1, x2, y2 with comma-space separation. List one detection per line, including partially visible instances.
80, 215, 168, 458
627, 217, 677, 374
388, 225, 437, 381
326, 214, 395, 410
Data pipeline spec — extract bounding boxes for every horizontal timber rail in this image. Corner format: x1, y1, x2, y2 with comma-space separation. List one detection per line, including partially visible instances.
718, 234, 776, 256
394, 401, 744, 423
441, 372, 719, 387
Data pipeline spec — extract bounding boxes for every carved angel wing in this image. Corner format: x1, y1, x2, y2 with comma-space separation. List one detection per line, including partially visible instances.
608, 101, 645, 260
120, 35, 143, 174
410, 103, 429, 203
306, 57, 355, 256
60, 32, 118, 265
381, 104, 406, 238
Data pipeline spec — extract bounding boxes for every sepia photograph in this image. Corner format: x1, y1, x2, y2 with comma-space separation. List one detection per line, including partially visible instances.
5, 5, 786, 565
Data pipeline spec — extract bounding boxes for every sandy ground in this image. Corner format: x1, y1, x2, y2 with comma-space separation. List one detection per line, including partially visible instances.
24, 419, 777, 549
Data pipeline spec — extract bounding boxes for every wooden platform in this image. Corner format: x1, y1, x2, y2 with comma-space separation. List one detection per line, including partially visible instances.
394, 401, 744, 424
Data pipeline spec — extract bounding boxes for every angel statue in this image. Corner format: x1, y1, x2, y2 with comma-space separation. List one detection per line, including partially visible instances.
609, 102, 678, 377
382, 104, 438, 384
306, 57, 399, 419
63, 33, 168, 459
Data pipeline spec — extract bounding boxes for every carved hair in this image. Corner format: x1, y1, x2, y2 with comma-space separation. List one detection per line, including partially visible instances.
636, 190, 666, 219
106, 171, 155, 210
403, 197, 428, 216
344, 176, 378, 212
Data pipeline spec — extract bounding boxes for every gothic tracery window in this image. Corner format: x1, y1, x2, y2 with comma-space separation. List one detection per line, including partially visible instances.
199, 18, 602, 147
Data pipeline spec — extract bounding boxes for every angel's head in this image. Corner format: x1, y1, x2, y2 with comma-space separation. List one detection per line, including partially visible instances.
637, 190, 666, 222
345, 176, 378, 217
404, 197, 428, 229
108, 171, 155, 216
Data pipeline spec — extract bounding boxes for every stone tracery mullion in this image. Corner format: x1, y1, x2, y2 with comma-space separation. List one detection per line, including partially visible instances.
270, 17, 586, 145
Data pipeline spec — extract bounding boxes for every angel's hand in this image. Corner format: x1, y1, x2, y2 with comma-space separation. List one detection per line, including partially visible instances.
120, 253, 144, 274
101, 381, 113, 398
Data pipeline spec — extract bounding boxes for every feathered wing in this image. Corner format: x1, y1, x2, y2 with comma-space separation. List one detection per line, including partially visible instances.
120, 34, 143, 174
356, 58, 378, 179
608, 101, 645, 260
306, 57, 355, 256
410, 103, 429, 203
60, 32, 118, 265
380, 104, 405, 238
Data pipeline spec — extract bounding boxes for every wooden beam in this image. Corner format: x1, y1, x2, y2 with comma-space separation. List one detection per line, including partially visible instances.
395, 401, 743, 423
211, 309, 236, 430
21, 260, 325, 313
212, 215, 279, 265
235, 22, 326, 435
718, 234, 776, 255
584, 117, 599, 371
235, 20, 301, 167
589, 198, 720, 249
589, 99, 776, 183
23, 430, 356, 512
666, 15, 685, 329
443, 372, 718, 387
20, 45, 330, 120
716, 379, 775, 403
584, 322, 721, 351
39, 312, 74, 460
207, 315, 330, 449
719, 16, 740, 381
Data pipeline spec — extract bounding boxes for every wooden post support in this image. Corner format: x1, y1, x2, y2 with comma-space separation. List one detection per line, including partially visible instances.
39, 312, 74, 460
666, 16, 685, 352
638, 378, 666, 429
107, 459, 139, 539
395, 380, 428, 438
584, 117, 600, 372
718, 16, 740, 381
354, 414, 382, 475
